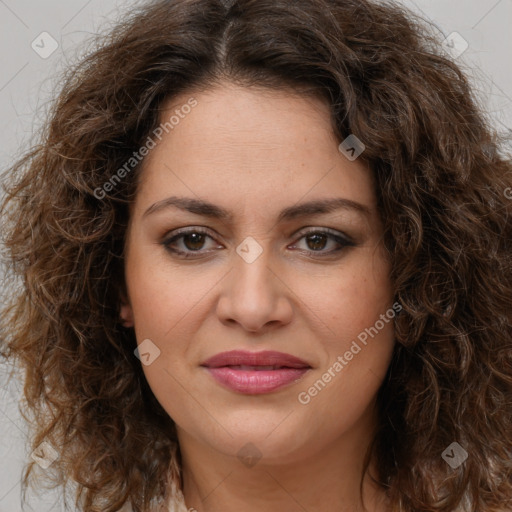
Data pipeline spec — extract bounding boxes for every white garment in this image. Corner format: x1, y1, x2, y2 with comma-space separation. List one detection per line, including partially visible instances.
164, 483, 189, 512
120, 480, 189, 512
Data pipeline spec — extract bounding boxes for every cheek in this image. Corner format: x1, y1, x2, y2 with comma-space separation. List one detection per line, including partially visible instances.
125, 258, 206, 420
125, 247, 215, 340
297, 312, 395, 449
299, 249, 395, 401
300, 249, 393, 343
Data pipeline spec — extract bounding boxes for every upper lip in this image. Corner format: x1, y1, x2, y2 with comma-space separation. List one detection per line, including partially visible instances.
201, 350, 311, 369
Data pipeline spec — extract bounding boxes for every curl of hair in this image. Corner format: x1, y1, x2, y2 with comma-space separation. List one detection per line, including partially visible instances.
1, 0, 511, 511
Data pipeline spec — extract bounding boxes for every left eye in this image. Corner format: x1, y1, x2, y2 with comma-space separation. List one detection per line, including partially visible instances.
291, 231, 350, 253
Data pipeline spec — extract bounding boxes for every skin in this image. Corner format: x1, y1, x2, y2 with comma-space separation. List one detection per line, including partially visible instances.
121, 81, 395, 512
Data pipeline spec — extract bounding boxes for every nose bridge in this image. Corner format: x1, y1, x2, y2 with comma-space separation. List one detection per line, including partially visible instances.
232, 236, 275, 304
216, 236, 292, 332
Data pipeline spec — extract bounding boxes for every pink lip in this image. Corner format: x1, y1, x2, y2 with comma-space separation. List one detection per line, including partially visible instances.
201, 350, 311, 395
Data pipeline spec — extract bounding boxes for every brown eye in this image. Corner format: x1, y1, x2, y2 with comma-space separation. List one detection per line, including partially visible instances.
305, 233, 329, 251
182, 232, 207, 251
289, 229, 355, 257
162, 228, 221, 258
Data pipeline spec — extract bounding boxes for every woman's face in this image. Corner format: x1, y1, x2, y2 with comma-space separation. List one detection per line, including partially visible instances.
121, 82, 395, 465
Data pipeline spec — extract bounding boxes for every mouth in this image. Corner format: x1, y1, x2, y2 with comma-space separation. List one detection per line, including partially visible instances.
200, 350, 312, 394
201, 350, 311, 369
222, 365, 301, 370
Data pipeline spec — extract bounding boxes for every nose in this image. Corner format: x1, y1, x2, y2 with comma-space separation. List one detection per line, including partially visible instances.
215, 243, 293, 333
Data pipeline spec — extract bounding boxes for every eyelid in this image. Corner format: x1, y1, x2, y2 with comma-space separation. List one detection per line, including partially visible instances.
163, 226, 217, 239
287, 228, 356, 256
161, 226, 221, 248
292, 226, 354, 243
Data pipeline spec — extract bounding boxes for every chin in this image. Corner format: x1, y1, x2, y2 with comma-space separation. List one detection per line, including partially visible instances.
201, 420, 314, 465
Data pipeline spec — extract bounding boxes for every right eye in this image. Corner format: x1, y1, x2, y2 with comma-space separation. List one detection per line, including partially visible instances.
162, 228, 224, 258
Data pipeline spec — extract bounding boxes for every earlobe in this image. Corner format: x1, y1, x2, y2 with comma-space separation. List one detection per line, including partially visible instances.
119, 294, 135, 328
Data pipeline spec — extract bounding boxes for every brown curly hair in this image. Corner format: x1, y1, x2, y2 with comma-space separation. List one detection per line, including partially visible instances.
1, 0, 511, 510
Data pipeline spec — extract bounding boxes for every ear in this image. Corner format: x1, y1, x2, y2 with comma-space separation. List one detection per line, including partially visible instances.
119, 291, 134, 328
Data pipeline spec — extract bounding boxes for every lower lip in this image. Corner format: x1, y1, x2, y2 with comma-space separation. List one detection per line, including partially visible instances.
204, 367, 310, 394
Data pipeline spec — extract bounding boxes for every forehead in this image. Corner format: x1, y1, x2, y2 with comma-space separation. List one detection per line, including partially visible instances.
134, 83, 375, 217
157, 84, 334, 155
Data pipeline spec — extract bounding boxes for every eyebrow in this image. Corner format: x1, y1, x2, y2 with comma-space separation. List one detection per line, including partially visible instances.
142, 196, 371, 222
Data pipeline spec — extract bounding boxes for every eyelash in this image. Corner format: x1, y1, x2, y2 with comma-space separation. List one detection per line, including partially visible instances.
161, 227, 355, 259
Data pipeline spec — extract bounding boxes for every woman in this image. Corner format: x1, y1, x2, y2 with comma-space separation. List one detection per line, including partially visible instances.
1, 0, 511, 511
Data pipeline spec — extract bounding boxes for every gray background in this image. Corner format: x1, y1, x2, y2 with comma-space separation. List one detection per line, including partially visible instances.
0, 0, 511, 510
